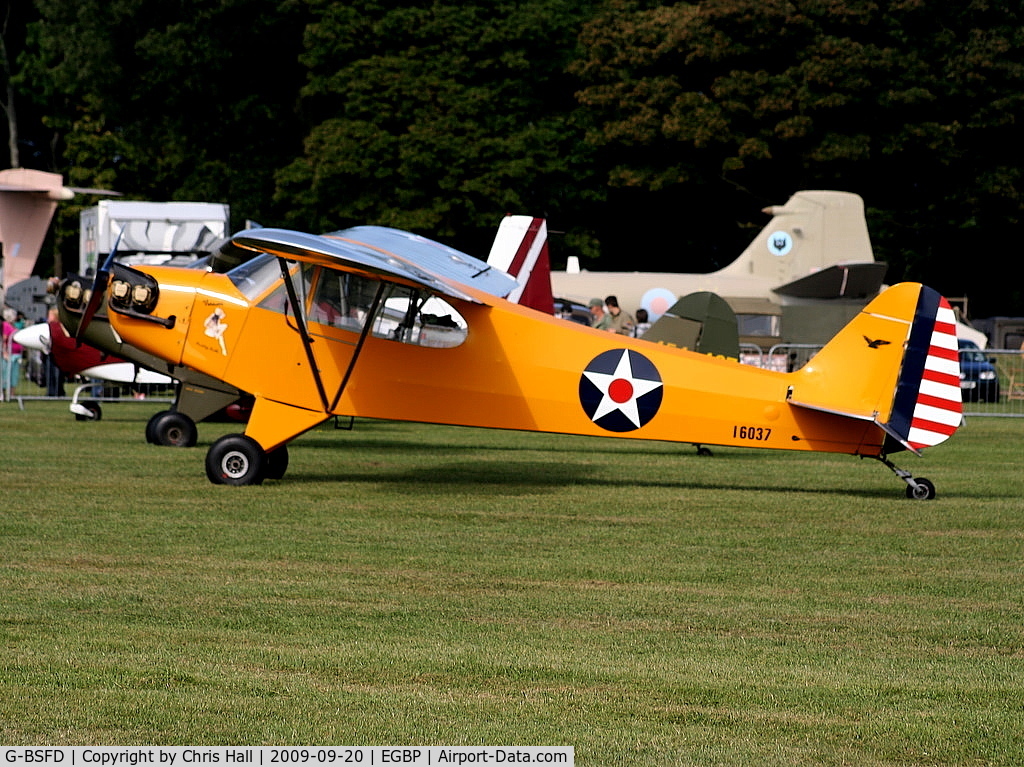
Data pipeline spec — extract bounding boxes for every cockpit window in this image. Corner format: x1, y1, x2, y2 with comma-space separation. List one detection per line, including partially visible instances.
308, 266, 467, 347
309, 270, 378, 332
240, 257, 467, 348
229, 253, 298, 302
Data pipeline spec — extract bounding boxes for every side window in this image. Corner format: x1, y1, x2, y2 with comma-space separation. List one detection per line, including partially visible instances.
254, 263, 467, 348
309, 269, 376, 332
373, 284, 467, 348
737, 313, 780, 338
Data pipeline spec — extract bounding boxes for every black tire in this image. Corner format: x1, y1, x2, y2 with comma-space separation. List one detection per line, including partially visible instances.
148, 410, 198, 447
265, 445, 290, 480
145, 412, 158, 443
905, 477, 936, 500
75, 401, 102, 421
206, 434, 266, 485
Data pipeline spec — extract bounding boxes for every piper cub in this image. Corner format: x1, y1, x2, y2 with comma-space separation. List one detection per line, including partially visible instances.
63, 226, 962, 498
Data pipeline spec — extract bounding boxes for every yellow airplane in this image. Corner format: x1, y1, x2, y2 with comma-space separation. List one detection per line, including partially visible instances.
62, 226, 963, 498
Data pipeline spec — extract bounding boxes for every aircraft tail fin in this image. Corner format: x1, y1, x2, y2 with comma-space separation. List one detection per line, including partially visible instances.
787, 283, 962, 454
0, 182, 60, 287
642, 291, 740, 359
715, 190, 884, 298
486, 215, 556, 314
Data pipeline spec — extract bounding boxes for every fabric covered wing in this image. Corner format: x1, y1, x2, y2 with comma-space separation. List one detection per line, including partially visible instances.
231, 227, 518, 304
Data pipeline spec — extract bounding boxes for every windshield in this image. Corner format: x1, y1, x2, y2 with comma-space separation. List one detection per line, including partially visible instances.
227, 253, 293, 301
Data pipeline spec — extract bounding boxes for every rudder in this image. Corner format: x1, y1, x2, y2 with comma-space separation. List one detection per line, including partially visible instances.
881, 287, 962, 453
787, 283, 962, 454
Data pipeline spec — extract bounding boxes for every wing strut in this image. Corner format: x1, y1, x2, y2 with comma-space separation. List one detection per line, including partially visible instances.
277, 257, 330, 412
329, 282, 387, 412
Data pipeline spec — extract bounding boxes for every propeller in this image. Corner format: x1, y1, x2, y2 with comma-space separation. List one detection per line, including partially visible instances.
75, 228, 123, 344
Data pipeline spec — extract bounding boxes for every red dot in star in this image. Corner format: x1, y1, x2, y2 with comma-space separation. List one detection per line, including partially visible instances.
608, 378, 633, 403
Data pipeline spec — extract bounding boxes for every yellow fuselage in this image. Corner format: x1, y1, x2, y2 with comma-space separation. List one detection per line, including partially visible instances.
109, 265, 887, 456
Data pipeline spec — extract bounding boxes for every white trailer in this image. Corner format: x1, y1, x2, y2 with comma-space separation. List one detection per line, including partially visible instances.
79, 200, 230, 276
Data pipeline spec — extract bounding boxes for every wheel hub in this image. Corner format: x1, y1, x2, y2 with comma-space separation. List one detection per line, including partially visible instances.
222, 451, 250, 478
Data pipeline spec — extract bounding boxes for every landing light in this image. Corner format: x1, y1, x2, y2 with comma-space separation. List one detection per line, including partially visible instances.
132, 284, 155, 310
111, 280, 131, 301
110, 275, 159, 315
63, 281, 84, 308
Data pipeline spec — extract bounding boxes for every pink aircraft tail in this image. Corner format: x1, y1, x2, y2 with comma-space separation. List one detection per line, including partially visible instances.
487, 215, 555, 314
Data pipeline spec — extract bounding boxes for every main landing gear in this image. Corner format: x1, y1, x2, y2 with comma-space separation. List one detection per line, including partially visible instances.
146, 410, 199, 447
205, 433, 289, 485
874, 454, 937, 500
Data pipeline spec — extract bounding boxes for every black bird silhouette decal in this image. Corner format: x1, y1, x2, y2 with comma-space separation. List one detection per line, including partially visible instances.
863, 335, 891, 349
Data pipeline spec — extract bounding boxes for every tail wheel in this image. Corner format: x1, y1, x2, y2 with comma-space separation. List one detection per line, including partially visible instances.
905, 477, 936, 500
147, 410, 198, 447
75, 401, 103, 421
206, 434, 266, 485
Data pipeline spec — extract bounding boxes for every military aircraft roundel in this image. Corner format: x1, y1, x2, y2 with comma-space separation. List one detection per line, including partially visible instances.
579, 349, 664, 432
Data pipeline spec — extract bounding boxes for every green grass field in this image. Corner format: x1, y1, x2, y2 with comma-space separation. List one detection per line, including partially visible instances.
1, 401, 1022, 764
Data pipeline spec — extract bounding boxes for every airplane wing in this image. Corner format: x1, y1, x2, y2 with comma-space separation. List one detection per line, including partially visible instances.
773, 262, 888, 299
12, 322, 51, 353
78, 362, 174, 385
230, 227, 519, 304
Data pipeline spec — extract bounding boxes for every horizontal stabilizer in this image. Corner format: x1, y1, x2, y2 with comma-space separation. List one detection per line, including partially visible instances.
78, 362, 174, 385
774, 262, 888, 299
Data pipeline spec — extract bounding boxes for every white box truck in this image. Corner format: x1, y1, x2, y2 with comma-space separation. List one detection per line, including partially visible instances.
79, 200, 230, 276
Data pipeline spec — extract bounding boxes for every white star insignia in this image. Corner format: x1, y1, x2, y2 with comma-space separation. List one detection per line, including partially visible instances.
582, 349, 663, 428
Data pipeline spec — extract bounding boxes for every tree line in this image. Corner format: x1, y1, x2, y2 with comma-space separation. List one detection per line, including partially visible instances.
4, 0, 1022, 315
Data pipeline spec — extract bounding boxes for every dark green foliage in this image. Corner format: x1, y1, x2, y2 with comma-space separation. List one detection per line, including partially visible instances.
571, 0, 1024, 309
4, 0, 1023, 313
276, 0, 600, 258
17, 0, 306, 240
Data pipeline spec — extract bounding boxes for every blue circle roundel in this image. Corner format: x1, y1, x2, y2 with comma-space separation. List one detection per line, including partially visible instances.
579, 349, 664, 432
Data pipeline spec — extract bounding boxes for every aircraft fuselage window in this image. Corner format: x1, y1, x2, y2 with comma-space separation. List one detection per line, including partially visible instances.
308, 269, 375, 332
306, 267, 467, 348
371, 283, 467, 348
253, 261, 312, 316
242, 259, 466, 347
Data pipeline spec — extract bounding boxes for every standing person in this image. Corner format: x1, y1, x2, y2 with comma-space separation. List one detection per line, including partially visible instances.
588, 298, 612, 330
43, 307, 65, 397
634, 308, 651, 337
604, 295, 635, 336
2, 308, 23, 400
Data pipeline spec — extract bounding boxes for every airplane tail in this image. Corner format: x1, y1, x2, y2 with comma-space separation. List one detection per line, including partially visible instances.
0, 176, 60, 288
642, 291, 741, 359
716, 190, 886, 299
786, 282, 962, 455
486, 215, 556, 314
